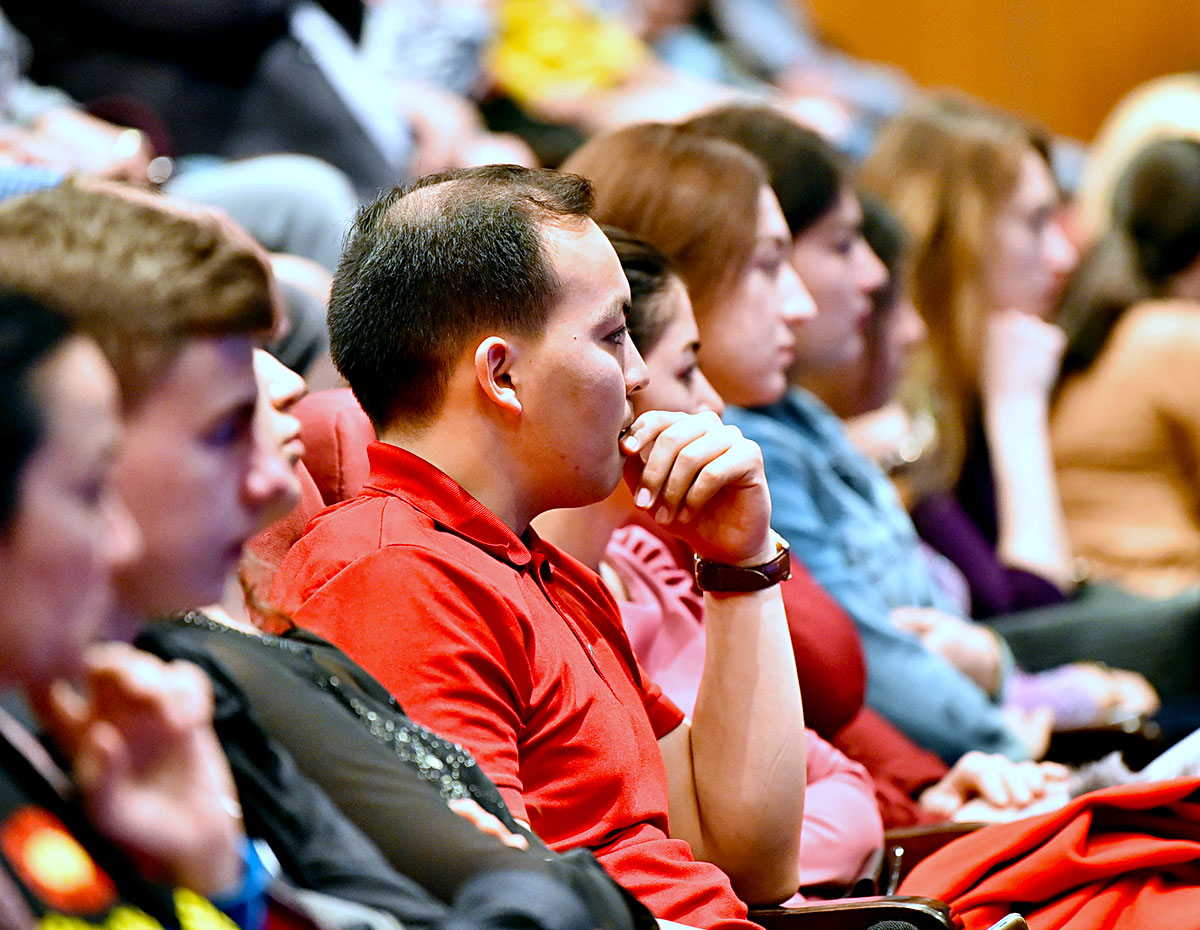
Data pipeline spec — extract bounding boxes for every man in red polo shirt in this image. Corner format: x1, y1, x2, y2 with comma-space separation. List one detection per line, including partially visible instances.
272, 166, 807, 929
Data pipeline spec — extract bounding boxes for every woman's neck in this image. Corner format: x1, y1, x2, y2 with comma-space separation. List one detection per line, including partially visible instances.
201, 572, 260, 635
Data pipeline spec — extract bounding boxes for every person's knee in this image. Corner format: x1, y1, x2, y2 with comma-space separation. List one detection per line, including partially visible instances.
170, 155, 357, 270
245, 156, 357, 269
263, 155, 358, 224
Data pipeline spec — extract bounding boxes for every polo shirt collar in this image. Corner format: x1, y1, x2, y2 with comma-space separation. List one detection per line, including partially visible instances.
363, 441, 534, 567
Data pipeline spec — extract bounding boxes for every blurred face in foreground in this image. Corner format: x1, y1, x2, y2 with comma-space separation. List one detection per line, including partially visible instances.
0, 337, 140, 689
110, 335, 296, 636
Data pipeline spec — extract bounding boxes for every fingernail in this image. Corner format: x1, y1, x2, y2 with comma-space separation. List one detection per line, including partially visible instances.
678, 506, 692, 523
635, 488, 652, 508
655, 506, 670, 524
622, 433, 640, 453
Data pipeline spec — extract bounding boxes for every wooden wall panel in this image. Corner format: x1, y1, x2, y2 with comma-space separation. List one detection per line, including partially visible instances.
806, 0, 1200, 142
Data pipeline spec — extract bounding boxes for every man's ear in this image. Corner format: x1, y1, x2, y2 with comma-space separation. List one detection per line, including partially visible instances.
474, 336, 522, 416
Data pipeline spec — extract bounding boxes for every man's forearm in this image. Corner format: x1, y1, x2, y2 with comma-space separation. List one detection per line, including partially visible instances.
675, 584, 806, 904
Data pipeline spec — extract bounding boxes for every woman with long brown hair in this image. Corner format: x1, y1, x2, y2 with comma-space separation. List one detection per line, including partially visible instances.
859, 94, 1080, 617
563, 121, 815, 409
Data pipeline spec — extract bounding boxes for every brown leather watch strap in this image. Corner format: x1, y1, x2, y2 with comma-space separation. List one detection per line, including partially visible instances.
694, 532, 791, 593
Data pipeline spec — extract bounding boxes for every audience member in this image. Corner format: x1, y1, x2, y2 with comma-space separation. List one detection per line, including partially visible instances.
818, 195, 927, 430
0, 289, 260, 929
860, 94, 1080, 615
860, 97, 1200, 709
827, 197, 940, 529
273, 164, 810, 924
1054, 137, 1200, 598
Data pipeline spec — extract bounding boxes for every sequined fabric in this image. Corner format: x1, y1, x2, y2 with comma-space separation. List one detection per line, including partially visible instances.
178, 611, 506, 818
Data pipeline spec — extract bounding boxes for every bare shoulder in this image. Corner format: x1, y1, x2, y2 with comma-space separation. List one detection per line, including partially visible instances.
1119, 299, 1200, 351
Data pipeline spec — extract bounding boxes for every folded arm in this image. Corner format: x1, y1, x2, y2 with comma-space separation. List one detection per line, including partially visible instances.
625, 411, 806, 904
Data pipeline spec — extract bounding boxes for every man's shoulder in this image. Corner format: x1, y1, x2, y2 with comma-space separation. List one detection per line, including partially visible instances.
283, 491, 426, 572
276, 492, 446, 601
273, 489, 535, 619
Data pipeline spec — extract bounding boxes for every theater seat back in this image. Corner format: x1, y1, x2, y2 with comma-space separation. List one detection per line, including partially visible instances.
293, 388, 376, 505
243, 388, 377, 609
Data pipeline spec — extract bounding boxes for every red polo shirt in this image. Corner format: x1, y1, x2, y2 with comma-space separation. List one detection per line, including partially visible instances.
272, 442, 759, 930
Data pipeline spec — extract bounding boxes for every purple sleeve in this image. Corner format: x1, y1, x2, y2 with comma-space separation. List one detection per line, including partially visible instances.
1004, 668, 1103, 729
911, 491, 1066, 619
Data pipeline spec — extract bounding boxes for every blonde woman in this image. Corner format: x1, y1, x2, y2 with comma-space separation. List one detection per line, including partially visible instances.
1074, 73, 1200, 246
860, 94, 1080, 617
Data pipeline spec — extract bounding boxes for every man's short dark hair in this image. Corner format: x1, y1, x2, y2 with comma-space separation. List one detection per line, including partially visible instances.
329, 165, 595, 430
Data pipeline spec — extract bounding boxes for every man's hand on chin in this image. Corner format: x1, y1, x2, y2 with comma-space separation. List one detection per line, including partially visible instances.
621, 410, 773, 565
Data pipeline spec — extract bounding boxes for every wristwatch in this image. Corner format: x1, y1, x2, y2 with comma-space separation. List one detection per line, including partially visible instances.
694, 531, 791, 593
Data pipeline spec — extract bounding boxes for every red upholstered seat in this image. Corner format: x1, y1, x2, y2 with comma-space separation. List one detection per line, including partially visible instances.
243, 461, 327, 618
292, 388, 376, 506
243, 388, 377, 608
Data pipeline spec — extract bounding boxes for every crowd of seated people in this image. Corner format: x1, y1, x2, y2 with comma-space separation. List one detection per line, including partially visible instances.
0, 180, 649, 930
7, 5, 1200, 929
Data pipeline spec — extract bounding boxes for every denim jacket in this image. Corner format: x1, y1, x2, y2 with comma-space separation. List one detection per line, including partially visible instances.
726, 389, 1027, 762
